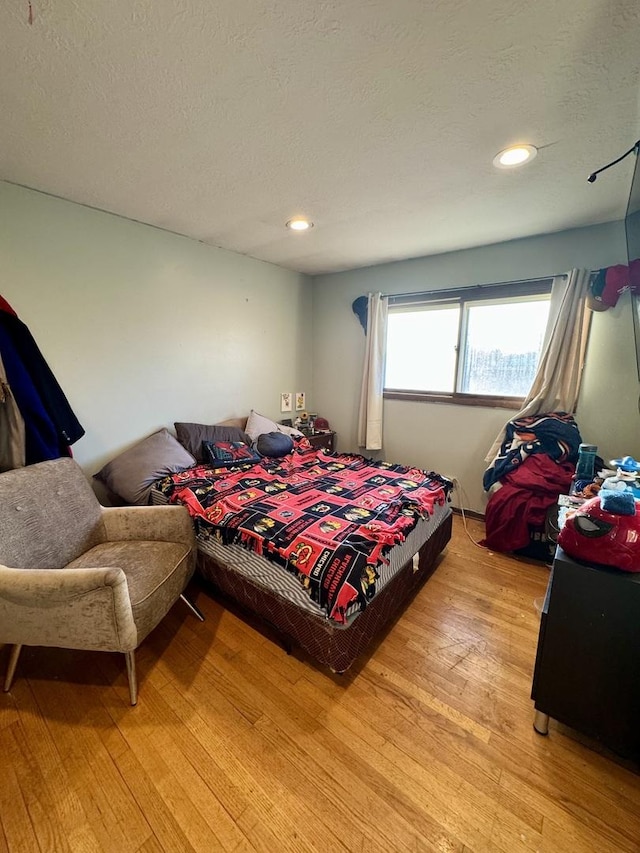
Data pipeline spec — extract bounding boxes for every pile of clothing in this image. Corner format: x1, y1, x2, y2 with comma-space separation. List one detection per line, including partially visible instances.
482, 412, 581, 553
0, 295, 84, 471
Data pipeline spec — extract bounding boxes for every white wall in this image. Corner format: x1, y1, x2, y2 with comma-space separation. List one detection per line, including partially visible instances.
312, 221, 635, 513
4, 181, 633, 514
0, 182, 312, 476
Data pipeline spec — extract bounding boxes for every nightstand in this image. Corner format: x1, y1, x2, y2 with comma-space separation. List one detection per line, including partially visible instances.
304, 431, 336, 452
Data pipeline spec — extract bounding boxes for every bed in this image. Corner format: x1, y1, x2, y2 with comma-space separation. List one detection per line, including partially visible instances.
94, 413, 452, 672
148, 424, 453, 672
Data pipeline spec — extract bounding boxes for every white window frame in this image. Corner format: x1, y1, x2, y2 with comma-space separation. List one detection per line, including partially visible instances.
384, 279, 553, 409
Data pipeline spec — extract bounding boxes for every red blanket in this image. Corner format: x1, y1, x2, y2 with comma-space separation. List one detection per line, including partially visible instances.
158, 442, 450, 623
483, 455, 574, 552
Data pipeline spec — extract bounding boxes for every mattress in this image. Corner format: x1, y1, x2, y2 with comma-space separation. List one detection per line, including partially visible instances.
153, 485, 450, 623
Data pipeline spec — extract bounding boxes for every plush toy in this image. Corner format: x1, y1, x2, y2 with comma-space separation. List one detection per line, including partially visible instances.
558, 495, 640, 572
580, 481, 601, 498
573, 476, 603, 498
610, 455, 640, 472
602, 477, 629, 491
599, 489, 636, 515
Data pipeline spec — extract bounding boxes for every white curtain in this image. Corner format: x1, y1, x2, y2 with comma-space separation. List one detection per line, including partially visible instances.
357, 292, 388, 450
485, 268, 592, 464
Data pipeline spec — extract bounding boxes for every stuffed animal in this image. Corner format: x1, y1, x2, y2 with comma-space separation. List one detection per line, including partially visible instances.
580, 481, 601, 498
558, 494, 640, 572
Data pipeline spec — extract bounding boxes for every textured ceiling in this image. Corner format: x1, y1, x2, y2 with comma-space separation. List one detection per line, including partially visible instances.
1, 0, 640, 275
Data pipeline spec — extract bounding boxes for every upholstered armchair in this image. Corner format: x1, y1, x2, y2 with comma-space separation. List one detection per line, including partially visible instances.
0, 457, 200, 704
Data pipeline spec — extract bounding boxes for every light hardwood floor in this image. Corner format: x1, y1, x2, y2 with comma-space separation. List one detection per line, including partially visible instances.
1, 516, 639, 853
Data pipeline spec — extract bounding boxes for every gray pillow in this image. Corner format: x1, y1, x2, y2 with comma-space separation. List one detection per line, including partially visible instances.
94, 428, 196, 505
174, 422, 251, 461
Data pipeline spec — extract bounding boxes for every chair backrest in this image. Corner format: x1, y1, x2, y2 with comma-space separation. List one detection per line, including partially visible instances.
0, 458, 103, 569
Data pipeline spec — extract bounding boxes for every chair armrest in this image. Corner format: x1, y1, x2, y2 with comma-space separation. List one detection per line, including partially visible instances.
100, 505, 195, 549
0, 564, 124, 604
0, 564, 137, 651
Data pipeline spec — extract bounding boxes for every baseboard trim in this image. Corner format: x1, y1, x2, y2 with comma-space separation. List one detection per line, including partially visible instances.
451, 505, 485, 522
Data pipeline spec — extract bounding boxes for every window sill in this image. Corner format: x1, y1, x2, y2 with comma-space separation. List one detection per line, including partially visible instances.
384, 390, 524, 410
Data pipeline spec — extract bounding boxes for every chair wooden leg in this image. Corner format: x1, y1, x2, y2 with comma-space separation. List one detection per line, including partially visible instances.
125, 650, 137, 706
180, 593, 205, 622
3, 644, 23, 692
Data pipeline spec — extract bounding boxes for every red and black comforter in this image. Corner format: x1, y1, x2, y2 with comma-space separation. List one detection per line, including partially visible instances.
157, 441, 451, 623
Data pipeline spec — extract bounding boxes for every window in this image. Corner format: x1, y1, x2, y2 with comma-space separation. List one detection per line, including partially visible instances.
384, 280, 552, 407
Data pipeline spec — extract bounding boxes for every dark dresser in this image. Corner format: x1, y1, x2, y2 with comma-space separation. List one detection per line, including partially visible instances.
531, 546, 640, 761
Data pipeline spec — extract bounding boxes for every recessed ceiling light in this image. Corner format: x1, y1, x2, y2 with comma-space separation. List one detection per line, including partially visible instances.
493, 144, 538, 169
286, 218, 313, 231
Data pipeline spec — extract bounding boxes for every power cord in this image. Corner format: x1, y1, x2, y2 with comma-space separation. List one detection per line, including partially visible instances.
449, 477, 486, 549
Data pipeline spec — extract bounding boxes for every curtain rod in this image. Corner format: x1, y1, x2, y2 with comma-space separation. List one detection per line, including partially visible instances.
382, 274, 561, 301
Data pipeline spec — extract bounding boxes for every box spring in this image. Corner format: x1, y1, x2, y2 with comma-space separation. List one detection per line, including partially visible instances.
196, 511, 452, 673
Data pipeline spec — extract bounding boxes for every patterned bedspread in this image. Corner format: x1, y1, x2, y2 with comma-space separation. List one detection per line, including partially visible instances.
157, 440, 451, 623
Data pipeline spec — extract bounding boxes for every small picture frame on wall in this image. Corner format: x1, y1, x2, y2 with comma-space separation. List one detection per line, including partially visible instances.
280, 392, 292, 412
295, 391, 306, 411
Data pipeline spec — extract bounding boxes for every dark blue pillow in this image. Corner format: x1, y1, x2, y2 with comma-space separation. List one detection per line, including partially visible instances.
202, 440, 261, 467
256, 431, 294, 458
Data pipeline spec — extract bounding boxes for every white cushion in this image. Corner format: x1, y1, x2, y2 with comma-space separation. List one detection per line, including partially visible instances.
245, 410, 304, 442
245, 410, 279, 441
277, 423, 304, 438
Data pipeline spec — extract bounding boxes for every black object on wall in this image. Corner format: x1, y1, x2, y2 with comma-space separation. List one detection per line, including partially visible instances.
352, 295, 368, 332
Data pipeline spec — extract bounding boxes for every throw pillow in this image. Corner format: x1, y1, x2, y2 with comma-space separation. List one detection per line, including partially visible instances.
277, 423, 304, 438
245, 410, 279, 442
245, 410, 304, 442
202, 440, 261, 467
256, 431, 294, 458
174, 422, 251, 461
93, 428, 196, 505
